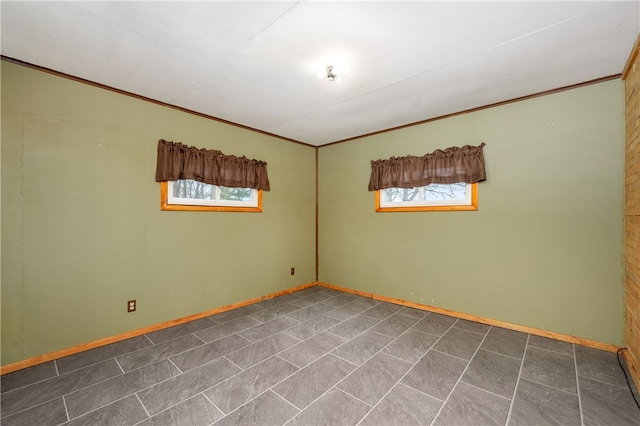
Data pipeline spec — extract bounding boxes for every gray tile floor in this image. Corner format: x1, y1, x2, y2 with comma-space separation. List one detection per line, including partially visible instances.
2, 286, 640, 425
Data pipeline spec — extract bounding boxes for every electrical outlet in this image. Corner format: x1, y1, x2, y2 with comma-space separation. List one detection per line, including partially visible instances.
127, 299, 136, 312
290, 267, 295, 275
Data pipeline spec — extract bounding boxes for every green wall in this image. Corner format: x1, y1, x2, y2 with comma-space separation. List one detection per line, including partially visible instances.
1, 61, 316, 365
318, 80, 625, 345
1, 60, 627, 366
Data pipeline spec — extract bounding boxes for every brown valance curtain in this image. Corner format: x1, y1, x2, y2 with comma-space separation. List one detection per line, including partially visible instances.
368, 143, 486, 191
155, 139, 270, 191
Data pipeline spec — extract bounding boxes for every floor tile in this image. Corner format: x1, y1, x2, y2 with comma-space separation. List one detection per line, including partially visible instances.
383, 329, 439, 363
401, 350, 468, 400
321, 293, 361, 308
170, 333, 251, 372
520, 346, 577, 393
370, 313, 420, 337
508, 378, 580, 426
331, 330, 394, 365
624, 365, 640, 394
258, 294, 298, 309
225, 332, 299, 369
480, 327, 528, 359
272, 354, 356, 409
351, 297, 380, 307
411, 313, 456, 336
137, 394, 224, 426
238, 316, 300, 342
324, 301, 372, 321
396, 306, 428, 319
0, 361, 57, 393
359, 383, 442, 426
65, 359, 180, 419
300, 288, 334, 299
1, 397, 67, 426
528, 335, 573, 357
194, 316, 261, 343
137, 357, 241, 416
316, 287, 345, 297
283, 314, 341, 340
214, 390, 299, 426
292, 293, 331, 308
432, 327, 484, 360
66, 395, 148, 426
337, 352, 412, 405
575, 345, 633, 389
360, 301, 402, 320
6, 286, 640, 426
279, 331, 346, 368
287, 303, 333, 322
0, 359, 122, 418
56, 336, 152, 374
291, 287, 323, 296
433, 382, 510, 426
249, 303, 302, 322
205, 356, 299, 414
145, 317, 217, 344
328, 314, 379, 340
208, 303, 265, 323
288, 388, 370, 426
579, 375, 640, 425
461, 348, 521, 398
117, 334, 203, 372
453, 318, 491, 335
275, 291, 304, 302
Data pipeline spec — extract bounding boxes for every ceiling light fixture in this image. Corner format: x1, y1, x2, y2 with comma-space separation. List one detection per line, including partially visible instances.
318, 65, 342, 83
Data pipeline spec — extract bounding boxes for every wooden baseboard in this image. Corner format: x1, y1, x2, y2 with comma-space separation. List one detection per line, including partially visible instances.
0, 282, 316, 375
2, 280, 623, 375
316, 282, 621, 353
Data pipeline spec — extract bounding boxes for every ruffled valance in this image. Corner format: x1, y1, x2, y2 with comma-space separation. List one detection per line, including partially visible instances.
368, 143, 486, 191
155, 139, 270, 191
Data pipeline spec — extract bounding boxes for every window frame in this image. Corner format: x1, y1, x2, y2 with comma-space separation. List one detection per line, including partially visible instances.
160, 181, 263, 212
375, 182, 478, 212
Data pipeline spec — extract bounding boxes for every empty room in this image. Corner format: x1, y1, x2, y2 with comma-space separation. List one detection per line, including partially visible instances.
2, 1, 640, 425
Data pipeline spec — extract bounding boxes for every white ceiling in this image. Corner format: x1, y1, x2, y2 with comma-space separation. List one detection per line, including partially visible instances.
2, 1, 639, 146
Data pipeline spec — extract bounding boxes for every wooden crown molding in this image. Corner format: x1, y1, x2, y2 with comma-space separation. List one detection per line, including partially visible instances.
321, 75, 622, 148
0, 56, 315, 149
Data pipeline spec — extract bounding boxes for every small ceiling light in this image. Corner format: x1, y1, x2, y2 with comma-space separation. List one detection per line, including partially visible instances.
318, 65, 342, 83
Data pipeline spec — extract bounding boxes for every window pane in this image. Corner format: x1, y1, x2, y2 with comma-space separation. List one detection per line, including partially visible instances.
164, 181, 260, 210
377, 182, 476, 211
383, 187, 420, 203
219, 186, 253, 202
172, 179, 215, 200
423, 183, 466, 202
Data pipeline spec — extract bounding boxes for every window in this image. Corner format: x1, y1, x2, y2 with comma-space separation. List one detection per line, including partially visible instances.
155, 139, 270, 212
160, 179, 262, 212
368, 143, 486, 211
375, 182, 477, 212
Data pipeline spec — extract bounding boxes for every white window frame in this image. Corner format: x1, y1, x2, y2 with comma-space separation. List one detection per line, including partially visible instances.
160, 180, 262, 212
375, 183, 478, 212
